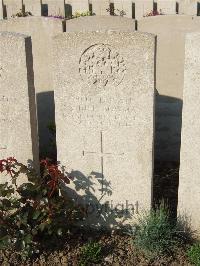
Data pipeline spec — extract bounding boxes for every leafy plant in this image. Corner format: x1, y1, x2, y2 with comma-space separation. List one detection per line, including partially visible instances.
79, 241, 102, 265
73, 11, 92, 18
187, 243, 200, 266
0, 157, 83, 259
12, 9, 32, 18
132, 205, 192, 259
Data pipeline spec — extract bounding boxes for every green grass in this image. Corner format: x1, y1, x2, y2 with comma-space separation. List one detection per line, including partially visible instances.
187, 243, 200, 266
79, 241, 102, 266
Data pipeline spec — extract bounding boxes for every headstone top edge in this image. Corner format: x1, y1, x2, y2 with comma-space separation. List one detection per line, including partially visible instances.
0, 31, 30, 40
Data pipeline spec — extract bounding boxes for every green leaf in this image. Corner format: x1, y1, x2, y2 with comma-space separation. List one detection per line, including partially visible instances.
32, 210, 41, 220
0, 235, 11, 249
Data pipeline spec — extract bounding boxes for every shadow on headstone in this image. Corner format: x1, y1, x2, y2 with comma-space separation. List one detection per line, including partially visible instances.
65, 4, 72, 18
41, 4, 48, 16
36, 91, 57, 160
60, 168, 134, 230
154, 92, 183, 218
198, 2, 200, 15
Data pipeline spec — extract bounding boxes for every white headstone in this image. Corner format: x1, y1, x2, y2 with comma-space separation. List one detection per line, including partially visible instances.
178, 32, 200, 238
0, 32, 39, 183
53, 31, 155, 228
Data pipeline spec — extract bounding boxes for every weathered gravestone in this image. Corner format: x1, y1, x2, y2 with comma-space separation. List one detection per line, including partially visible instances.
134, 0, 154, 19
178, 32, 200, 237
113, 0, 133, 18
23, 0, 42, 16
0, 17, 65, 157
3, 0, 22, 18
0, 0, 3, 19
65, 15, 136, 32
68, 0, 89, 15
157, 0, 177, 14
43, 0, 65, 17
53, 32, 155, 228
0, 32, 39, 183
91, 0, 110, 15
138, 15, 200, 162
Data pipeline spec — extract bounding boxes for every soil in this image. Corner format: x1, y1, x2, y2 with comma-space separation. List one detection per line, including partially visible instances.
0, 162, 191, 266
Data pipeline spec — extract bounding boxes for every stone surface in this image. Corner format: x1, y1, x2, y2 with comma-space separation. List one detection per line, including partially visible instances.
134, 0, 153, 19
53, 31, 155, 228
138, 15, 200, 162
178, 32, 200, 238
68, 0, 89, 15
0, 32, 39, 183
3, 0, 22, 18
65, 15, 136, 32
91, 0, 110, 15
0, 0, 3, 19
113, 0, 133, 18
179, 0, 198, 15
44, 0, 65, 17
0, 17, 65, 156
157, 0, 177, 14
23, 0, 41, 16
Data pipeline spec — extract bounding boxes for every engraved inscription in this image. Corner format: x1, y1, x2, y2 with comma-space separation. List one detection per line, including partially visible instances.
79, 44, 126, 88
62, 96, 137, 128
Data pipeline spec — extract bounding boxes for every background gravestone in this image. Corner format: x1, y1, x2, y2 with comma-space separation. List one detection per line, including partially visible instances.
138, 15, 200, 162
65, 15, 136, 32
0, 32, 39, 183
3, 0, 22, 18
53, 31, 155, 228
178, 32, 200, 237
43, 0, 65, 17
23, 0, 41, 16
0, 17, 65, 158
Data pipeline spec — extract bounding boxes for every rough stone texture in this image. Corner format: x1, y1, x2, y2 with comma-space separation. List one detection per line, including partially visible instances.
0, 17, 65, 156
113, 0, 133, 18
23, 0, 41, 16
138, 15, 200, 162
0, 0, 3, 19
178, 32, 200, 238
91, 0, 110, 15
0, 32, 39, 183
68, 0, 89, 15
157, 0, 177, 14
53, 32, 155, 228
44, 0, 65, 17
135, 0, 154, 19
3, 0, 22, 18
179, 0, 198, 15
65, 15, 136, 32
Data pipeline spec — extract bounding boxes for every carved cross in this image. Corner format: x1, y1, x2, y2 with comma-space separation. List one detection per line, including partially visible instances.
82, 131, 124, 193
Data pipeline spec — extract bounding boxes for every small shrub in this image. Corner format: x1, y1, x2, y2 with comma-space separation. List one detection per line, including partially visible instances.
187, 243, 200, 266
132, 205, 191, 259
0, 157, 84, 260
12, 9, 32, 18
79, 241, 102, 266
73, 11, 91, 18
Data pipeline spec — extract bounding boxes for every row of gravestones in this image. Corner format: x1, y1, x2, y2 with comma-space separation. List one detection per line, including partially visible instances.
0, 15, 199, 163
0, 28, 200, 235
0, 0, 200, 19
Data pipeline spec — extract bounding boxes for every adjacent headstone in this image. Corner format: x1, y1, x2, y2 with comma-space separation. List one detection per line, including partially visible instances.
53, 31, 155, 228
3, 0, 23, 18
178, 32, 200, 238
0, 17, 65, 156
138, 15, 200, 162
23, 0, 42, 16
179, 0, 198, 15
0, 0, 3, 19
65, 15, 136, 32
157, 0, 177, 14
91, 0, 110, 15
113, 0, 133, 18
68, 0, 89, 15
134, 0, 154, 19
0, 32, 39, 183
44, 0, 65, 17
